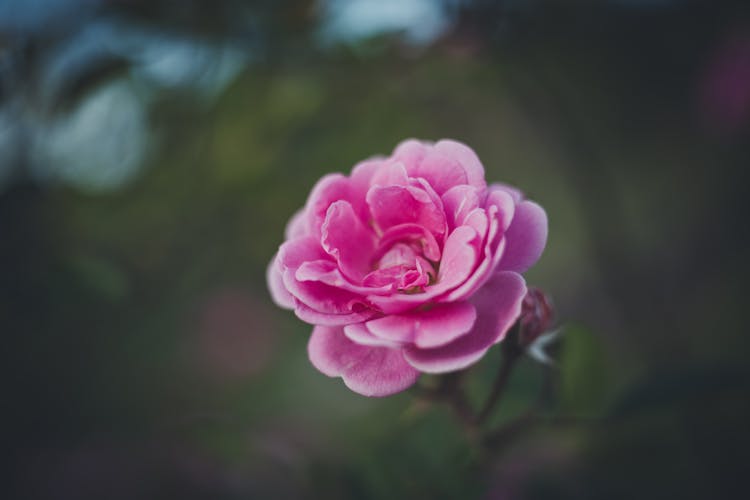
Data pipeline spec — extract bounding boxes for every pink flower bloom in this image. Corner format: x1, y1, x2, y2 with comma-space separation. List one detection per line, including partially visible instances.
267, 139, 547, 396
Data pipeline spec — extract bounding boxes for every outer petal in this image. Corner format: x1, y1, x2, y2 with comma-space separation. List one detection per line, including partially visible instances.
369, 161, 409, 187
350, 157, 386, 192
434, 139, 486, 190
497, 200, 548, 273
403, 272, 526, 373
491, 183, 523, 203
277, 236, 330, 271
308, 326, 419, 397
284, 209, 307, 239
363, 302, 477, 349
304, 173, 371, 237
283, 269, 370, 318
407, 148, 468, 195
392, 139, 428, 168
267, 255, 294, 309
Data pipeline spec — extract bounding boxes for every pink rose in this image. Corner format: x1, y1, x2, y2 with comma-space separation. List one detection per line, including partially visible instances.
268, 139, 547, 396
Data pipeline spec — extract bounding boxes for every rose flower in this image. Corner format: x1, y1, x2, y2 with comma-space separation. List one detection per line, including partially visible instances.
268, 139, 547, 396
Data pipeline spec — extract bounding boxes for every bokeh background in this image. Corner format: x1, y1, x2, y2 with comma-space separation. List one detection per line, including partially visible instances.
3, 0, 749, 498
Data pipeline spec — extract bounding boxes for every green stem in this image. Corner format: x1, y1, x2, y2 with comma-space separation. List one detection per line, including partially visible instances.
476, 328, 523, 425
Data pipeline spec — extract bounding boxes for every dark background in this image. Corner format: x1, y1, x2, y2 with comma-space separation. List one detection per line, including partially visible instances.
2, 0, 749, 498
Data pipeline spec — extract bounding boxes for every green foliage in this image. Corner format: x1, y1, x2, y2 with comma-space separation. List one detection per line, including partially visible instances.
559, 326, 614, 416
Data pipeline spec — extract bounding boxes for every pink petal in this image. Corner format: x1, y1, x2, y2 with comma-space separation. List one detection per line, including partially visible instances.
304, 173, 352, 236
365, 225, 480, 314
392, 138, 428, 167
296, 260, 391, 296
277, 236, 330, 271
284, 209, 307, 239
498, 200, 548, 273
442, 185, 481, 228
436, 225, 480, 289
403, 272, 526, 373
407, 148, 468, 195
485, 186, 517, 232
434, 139, 486, 190
369, 161, 409, 187
321, 201, 376, 282
283, 269, 373, 324
308, 325, 367, 377
295, 301, 376, 326
491, 182, 523, 203
344, 322, 401, 348
366, 184, 446, 237
308, 326, 420, 397
463, 208, 489, 242
413, 302, 477, 348
441, 189, 515, 302
363, 302, 477, 349
374, 223, 441, 262
303, 172, 373, 238
350, 157, 386, 192
267, 255, 294, 309
408, 177, 447, 241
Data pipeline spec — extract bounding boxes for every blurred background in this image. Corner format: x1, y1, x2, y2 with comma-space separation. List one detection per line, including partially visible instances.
2, 0, 749, 498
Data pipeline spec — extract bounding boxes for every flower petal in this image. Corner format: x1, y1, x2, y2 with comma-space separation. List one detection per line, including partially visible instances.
491, 182, 523, 203
308, 326, 419, 397
413, 302, 477, 348
344, 322, 401, 348
366, 184, 446, 237
434, 139, 486, 190
374, 223, 441, 262
283, 269, 374, 324
407, 148, 468, 195
442, 185, 480, 229
304, 173, 352, 236
435, 225, 480, 289
294, 300, 376, 326
296, 260, 391, 295
363, 302, 477, 349
277, 236, 330, 271
350, 157, 386, 192
392, 139, 428, 168
321, 200, 376, 282
267, 255, 294, 309
498, 200, 548, 273
441, 189, 515, 302
365, 225, 480, 314
369, 160, 409, 187
284, 209, 307, 239
403, 272, 526, 373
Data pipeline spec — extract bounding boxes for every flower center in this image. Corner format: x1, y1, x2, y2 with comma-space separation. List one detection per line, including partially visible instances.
362, 240, 437, 293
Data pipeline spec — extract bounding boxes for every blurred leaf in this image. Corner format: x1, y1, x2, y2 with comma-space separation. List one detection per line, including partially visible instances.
67, 253, 130, 301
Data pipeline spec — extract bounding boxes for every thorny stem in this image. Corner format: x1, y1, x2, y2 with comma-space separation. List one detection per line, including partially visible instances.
412, 325, 568, 452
